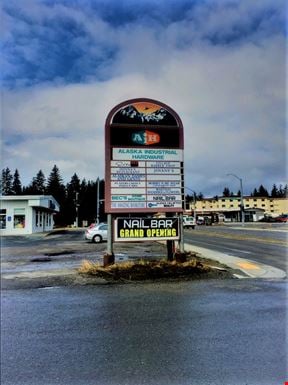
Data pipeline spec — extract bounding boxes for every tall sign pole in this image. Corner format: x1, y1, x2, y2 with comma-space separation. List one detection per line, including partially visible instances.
104, 98, 185, 265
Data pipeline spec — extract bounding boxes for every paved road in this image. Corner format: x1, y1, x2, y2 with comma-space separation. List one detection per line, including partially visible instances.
184, 224, 287, 271
1, 280, 286, 385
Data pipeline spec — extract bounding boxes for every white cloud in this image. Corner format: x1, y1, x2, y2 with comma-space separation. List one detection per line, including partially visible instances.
2, 0, 286, 196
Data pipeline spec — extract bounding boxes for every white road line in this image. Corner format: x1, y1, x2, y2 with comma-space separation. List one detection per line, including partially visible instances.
229, 248, 251, 254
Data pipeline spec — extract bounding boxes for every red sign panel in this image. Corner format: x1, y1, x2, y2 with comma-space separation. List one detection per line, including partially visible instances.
105, 98, 184, 213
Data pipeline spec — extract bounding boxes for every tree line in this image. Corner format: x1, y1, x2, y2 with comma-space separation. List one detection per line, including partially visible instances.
1, 166, 105, 226
222, 184, 288, 198
1, 166, 287, 226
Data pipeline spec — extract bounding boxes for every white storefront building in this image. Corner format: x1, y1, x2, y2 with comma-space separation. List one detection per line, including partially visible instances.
0, 195, 60, 235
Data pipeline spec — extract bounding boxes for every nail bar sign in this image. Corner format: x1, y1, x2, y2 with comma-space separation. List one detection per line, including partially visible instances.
114, 217, 180, 242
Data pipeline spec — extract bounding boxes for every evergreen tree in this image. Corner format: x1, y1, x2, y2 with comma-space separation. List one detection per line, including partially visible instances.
78, 178, 105, 224
258, 184, 269, 197
251, 188, 258, 197
63, 173, 81, 225
12, 169, 22, 194
1, 168, 13, 195
197, 192, 204, 200
46, 165, 66, 225
32, 170, 46, 194
222, 187, 230, 197
269, 184, 288, 198
23, 170, 46, 194
271, 184, 278, 197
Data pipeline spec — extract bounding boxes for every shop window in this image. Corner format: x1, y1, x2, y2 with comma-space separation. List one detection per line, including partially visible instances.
36, 211, 40, 227
14, 208, 25, 228
0, 209, 6, 229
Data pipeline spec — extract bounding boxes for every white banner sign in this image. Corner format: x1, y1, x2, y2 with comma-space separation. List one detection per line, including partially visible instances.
147, 201, 182, 209
146, 168, 181, 175
147, 174, 182, 181
111, 161, 145, 167
146, 161, 180, 168
113, 148, 183, 161
147, 195, 182, 202
147, 188, 181, 195
111, 167, 146, 174
147, 180, 182, 187
112, 188, 146, 194
111, 181, 146, 188
111, 202, 146, 209
111, 174, 146, 181
111, 195, 146, 202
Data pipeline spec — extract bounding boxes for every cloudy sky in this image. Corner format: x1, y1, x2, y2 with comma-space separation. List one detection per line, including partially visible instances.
1, 0, 286, 197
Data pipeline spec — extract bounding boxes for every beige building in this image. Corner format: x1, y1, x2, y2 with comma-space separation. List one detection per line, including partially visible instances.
187, 196, 288, 222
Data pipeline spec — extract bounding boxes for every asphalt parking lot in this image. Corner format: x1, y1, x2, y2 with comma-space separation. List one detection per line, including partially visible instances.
1, 229, 171, 289
1, 223, 286, 289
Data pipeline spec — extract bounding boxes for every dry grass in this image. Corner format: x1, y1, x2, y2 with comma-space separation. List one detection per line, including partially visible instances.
78, 256, 230, 282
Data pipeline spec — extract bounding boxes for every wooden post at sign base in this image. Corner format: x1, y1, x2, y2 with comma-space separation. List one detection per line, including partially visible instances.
166, 212, 174, 261
103, 214, 115, 267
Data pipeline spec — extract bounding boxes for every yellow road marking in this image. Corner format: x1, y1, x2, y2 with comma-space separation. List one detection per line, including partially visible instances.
236, 262, 261, 270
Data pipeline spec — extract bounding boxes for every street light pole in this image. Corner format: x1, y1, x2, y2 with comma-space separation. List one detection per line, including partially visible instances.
227, 173, 245, 226
96, 177, 100, 224
185, 187, 197, 213
75, 192, 79, 227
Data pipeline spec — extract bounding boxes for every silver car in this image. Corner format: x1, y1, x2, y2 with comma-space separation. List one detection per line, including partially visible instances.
85, 223, 108, 243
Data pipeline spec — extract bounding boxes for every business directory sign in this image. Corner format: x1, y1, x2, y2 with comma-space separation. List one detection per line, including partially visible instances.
105, 98, 184, 213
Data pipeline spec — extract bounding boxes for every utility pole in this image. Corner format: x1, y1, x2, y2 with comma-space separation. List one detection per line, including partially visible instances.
185, 187, 197, 215
96, 177, 100, 224
227, 173, 245, 226
75, 192, 79, 227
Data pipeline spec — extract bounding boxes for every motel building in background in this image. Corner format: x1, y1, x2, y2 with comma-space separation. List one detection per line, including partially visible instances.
187, 196, 288, 222
0, 195, 60, 235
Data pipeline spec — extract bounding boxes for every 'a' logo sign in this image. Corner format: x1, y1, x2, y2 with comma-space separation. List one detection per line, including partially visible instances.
131, 130, 160, 145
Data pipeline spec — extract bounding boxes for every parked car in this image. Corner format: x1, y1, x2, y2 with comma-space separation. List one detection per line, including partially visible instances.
274, 214, 288, 223
258, 216, 277, 223
85, 223, 108, 243
196, 216, 212, 226
196, 217, 205, 225
183, 216, 196, 229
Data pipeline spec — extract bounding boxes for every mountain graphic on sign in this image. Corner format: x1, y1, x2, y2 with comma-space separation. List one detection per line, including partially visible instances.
112, 102, 178, 125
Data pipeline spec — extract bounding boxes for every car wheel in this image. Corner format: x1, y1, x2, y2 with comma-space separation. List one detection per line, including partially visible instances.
93, 235, 102, 243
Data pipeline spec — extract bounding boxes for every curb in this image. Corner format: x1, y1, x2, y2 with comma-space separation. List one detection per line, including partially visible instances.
184, 243, 287, 279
